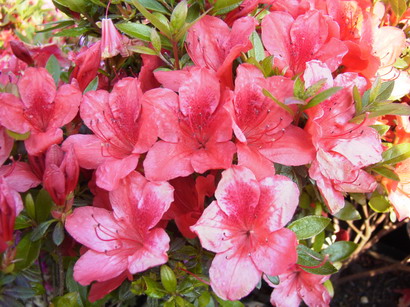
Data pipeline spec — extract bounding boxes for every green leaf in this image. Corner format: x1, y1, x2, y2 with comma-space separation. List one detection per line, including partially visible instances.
369, 124, 390, 136
53, 222, 65, 246
31, 219, 57, 242
35, 189, 53, 223
55, 27, 90, 37
150, 29, 162, 53
301, 86, 343, 110
322, 241, 357, 262
351, 103, 410, 122
53, 0, 88, 13
376, 81, 395, 102
369, 76, 381, 104
24, 193, 36, 220
66, 261, 87, 305
45, 55, 61, 85
248, 31, 265, 62
389, 0, 407, 19
304, 78, 327, 98
381, 143, 410, 165
265, 275, 280, 285
116, 23, 152, 41
143, 276, 166, 299
6, 129, 30, 140
262, 89, 295, 116
212, 0, 243, 15
312, 230, 325, 252
14, 214, 32, 230
14, 233, 41, 271
139, 0, 169, 14
128, 45, 158, 55
131, 0, 171, 37
3, 287, 36, 300
369, 192, 391, 213
297, 245, 338, 275
160, 265, 177, 293
36, 20, 75, 33
333, 201, 361, 221
213, 294, 244, 307
198, 291, 211, 307
293, 76, 305, 99
288, 216, 331, 240
170, 0, 188, 34
83, 76, 99, 93
371, 165, 400, 181
353, 85, 362, 114
53, 292, 81, 307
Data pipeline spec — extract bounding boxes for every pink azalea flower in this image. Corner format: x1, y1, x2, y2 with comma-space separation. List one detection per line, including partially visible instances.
143, 68, 236, 181
304, 61, 383, 213
227, 64, 315, 179
0, 127, 13, 165
186, 15, 256, 88
387, 158, 410, 221
164, 174, 215, 239
0, 176, 23, 253
88, 271, 132, 302
0, 161, 41, 193
261, 10, 348, 75
191, 166, 299, 300
65, 171, 174, 286
0, 67, 82, 156
265, 264, 331, 307
64, 77, 157, 190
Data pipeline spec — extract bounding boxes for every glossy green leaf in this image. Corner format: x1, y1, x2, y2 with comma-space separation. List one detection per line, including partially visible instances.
31, 219, 57, 242
288, 216, 331, 240
14, 233, 41, 271
333, 201, 361, 221
170, 0, 188, 34
352, 103, 410, 122
372, 165, 400, 181
143, 276, 165, 299
212, 0, 243, 15
304, 78, 327, 98
24, 193, 36, 220
53, 292, 81, 307
248, 31, 264, 62
45, 55, 61, 85
369, 192, 391, 213
160, 265, 177, 293
297, 245, 338, 275
150, 29, 162, 53
313, 230, 325, 252
3, 287, 36, 300
301, 86, 343, 110
53, 222, 65, 246
14, 214, 32, 230
353, 85, 362, 114
322, 241, 357, 262
375, 81, 395, 102
198, 291, 211, 307
293, 76, 305, 99
35, 189, 53, 223
369, 124, 390, 136
53, 0, 88, 13
128, 45, 158, 55
131, 0, 171, 37
265, 274, 280, 285
116, 23, 152, 41
262, 89, 295, 116
55, 27, 90, 37
36, 20, 75, 33
139, 0, 169, 14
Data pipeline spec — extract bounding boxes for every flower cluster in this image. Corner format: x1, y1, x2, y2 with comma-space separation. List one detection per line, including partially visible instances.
0, 0, 409, 306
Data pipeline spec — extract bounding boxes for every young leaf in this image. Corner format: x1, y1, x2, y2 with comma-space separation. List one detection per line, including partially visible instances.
389, 0, 407, 19
381, 143, 410, 165
24, 193, 36, 220
212, 0, 243, 15
5, 130, 30, 141
288, 216, 331, 240
55, 27, 90, 37
371, 165, 400, 181
353, 85, 362, 114
143, 276, 166, 299
304, 78, 327, 98
14, 233, 41, 271
84, 76, 99, 93
160, 265, 177, 293
46, 55, 61, 85
322, 241, 357, 262
369, 124, 390, 136
369, 192, 391, 213
293, 76, 305, 99
301, 86, 343, 110
170, 0, 188, 34
369, 76, 381, 104
376, 81, 395, 102
53, 222, 65, 246
35, 189, 53, 223
248, 31, 265, 62
262, 89, 295, 116
139, 0, 169, 14
128, 45, 158, 55
30, 220, 57, 242
265, 275, 280, 285
150, 29, 162, 53
351, 103, 410, 122
131, 0, 171, 37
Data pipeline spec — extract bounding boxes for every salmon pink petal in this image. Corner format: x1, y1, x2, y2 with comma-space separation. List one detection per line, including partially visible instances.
50, 83, 81, 128
190, 201, 235, 253
210, 248, 261, 301
389, 188, 410, 221
139, 54, 161, 93
0, 93, 29, 134
25, 128, 63, 156
252, 228, 298, 276
261, 11, 293, 69
144, 141, 194, 181
153, 69, 192, 92
315, 37, 348, 72
62, 134, 107, 169
142, 88, 180, 142
303, 60, 334, 88
18, 67, 56, 108
88, 272, 128, 302
373, 26, 406, 68
73, 250, 127, 285
95, 154, 140, 191
258, 175, 299, 230
191, 141, 236, 174
336, 170, 377, 193
65, 206, 120, 252
237, 143, 276, 180
269, 274, 301, 307
127, 228, 169, 274
316, 149, 356, 183
259, 126, 315, 166
215, 166, 259, 216
0, 162, 41, 192
0, 128, 14, 165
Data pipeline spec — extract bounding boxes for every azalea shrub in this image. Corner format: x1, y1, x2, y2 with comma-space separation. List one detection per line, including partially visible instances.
0, 0, 410, 306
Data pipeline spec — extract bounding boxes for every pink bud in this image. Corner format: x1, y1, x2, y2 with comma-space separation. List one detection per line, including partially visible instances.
101, 18, 128, 59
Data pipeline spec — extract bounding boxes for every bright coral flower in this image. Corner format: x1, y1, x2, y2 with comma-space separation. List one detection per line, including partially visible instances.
64, 77, 157, 190
65, 171, 174, 286
227, 64, 315, 179
186, 15, 256, 88
0, 67, 82, 156
261, 10, 347, 76
0, 177, 23, 253
191, 166, 299, 300
304, 61, 383, 213
143, 68, 235, 181
265, 264, 331, 307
